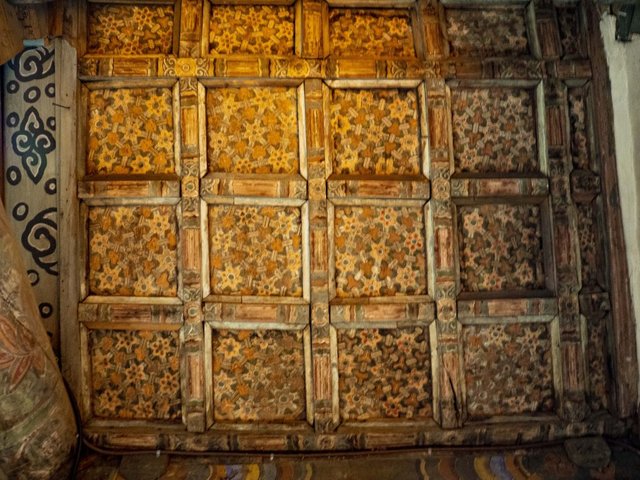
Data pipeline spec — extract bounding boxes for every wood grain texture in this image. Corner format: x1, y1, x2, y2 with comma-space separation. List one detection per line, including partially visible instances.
585, 1, 637, 418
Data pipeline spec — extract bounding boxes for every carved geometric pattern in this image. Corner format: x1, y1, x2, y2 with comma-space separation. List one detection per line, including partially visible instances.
206, 87, 299, 174
87, 88, 175, 175
586, 317, 608, 411
568, 88, 590, 170
457, 204, 545, 293
209, 5, 294, 56
88, 206, 178, 297
208, 205, 303, 297
90, 329, 181, 420
557, 8, 582, 58
462, 323, 554, 418
329, 9, 416, 57
87, 4, 174, 55
337, 327, 432, 421
577, 204, 599, 288
334, 205, 426, 297
452, 88, 538, 174
330, 89, 420, 175
445, 8, 529, 57
212, 329, 306, 422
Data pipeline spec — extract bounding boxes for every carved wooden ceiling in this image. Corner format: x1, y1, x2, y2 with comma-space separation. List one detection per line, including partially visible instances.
57, 0, 633, 451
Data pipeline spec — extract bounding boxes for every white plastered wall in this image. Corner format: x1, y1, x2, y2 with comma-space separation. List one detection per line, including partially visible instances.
601, 13, 640, 401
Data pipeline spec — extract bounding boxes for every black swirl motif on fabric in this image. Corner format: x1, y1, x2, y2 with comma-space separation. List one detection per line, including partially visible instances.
7, 47, 55, 81
11, 107, 55, 184
21, 207, 58, 276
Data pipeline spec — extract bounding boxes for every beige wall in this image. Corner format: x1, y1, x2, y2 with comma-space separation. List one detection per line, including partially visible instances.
601, 14, 640, 402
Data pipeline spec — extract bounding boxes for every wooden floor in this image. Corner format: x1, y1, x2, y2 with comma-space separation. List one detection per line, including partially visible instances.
77, 440, 640, 479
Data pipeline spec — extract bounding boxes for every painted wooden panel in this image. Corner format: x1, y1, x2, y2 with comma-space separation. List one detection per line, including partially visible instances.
332, 204, 427, 298
87, 205, 179, 297
207, 205, 303, 297
462, 322, 555, 418
445, 7, 529, 58
211, 328, 307, 422
208, 5, 295, 56
2, 47, 59, 348
576, 203, 601, 290
329, 88, 421, 175
87, 4, 175, 55
567, 87, 591, 170
57, 0, 631, 448
87, 87, 175, 175
206, 86, 300, 174
329, 8, 415, 58
585, 314, 609, 411
88, 327, 182, 420
457, 204, 546, 293
451, 87, 538, 174
337, 326, 432, 421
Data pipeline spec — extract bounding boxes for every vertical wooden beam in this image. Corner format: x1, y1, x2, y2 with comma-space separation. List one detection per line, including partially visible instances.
545, 77, 588, 421
179, 77, 206, 432
418, 0, 448, 60
427, 79, 463, 428
179, 0, 204, 58
586, 1, 638, 418
305, 78, 337, 432
301, 0, 328, 59
56, 38, 81, 398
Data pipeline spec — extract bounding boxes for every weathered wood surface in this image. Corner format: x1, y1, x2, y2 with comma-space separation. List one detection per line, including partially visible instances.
53, 0, 637, 450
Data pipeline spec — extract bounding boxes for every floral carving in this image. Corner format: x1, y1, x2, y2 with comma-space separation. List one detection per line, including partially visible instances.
338, 327, 432, 420
87, 88, 175, 175
208, 206, 303, 297
330, 89, 420, 175
446, 8, 529, 57
452, 88, 538, 174
87, 4, 174, 55
206, 87, 299, 174
88, 206, 178, 297
209, 5, 294, 56
458, 204, 546, 292
334, 206, 427, 297
329, 9, 416, 57
212, 329, 306, 422
90, 329, 181, 420
463, 323, 554, 417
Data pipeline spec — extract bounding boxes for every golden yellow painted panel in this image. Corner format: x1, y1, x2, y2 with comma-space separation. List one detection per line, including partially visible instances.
208, 205, 303, 297
334, 206, 427, 297
90, 329, 181, 420
329, 9, 415, 57
87, 4, 175, 55
88, 206, 178, 297
331, 89, 420, 176
87, 88, 175, 175
212, 329, 306, 422
207, 87, 299, 174
209, 5, 294, 56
